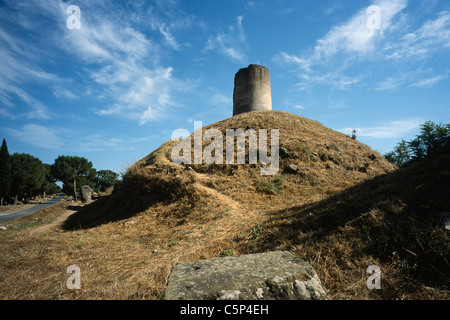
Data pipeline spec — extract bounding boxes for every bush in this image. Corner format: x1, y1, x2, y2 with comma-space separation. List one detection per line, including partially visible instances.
257, 175, 285, 195
384, 121, 450, 167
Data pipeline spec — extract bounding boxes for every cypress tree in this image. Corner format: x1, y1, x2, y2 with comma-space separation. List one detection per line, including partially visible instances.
0, 138, 12, 205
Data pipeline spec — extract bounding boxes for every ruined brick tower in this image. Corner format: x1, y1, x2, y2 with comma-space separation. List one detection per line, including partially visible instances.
233, 64, 272, 116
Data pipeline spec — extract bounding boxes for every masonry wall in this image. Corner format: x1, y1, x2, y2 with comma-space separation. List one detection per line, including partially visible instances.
233, 64, 272, 116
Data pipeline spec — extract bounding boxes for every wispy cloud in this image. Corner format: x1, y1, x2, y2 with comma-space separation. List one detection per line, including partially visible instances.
4, 124, 64, 149
208, 92, 232, 106
51, 87, 78, 100
54, 1, 189, 124
339, 119, 422, 139
245, 2, 256, 10
324, 1, 344, 16
273, 0, 450, 92
309, 0, 407, 62
4, 122, 157, 153
0, 82, 53, 120
205, 15, 247, 62
384, 11, 450, 60
374, 70, 448, 90
0, 24, 62, 119
0, 0, 194, 125
159, 25, 181, 50
410, 74, 447, 88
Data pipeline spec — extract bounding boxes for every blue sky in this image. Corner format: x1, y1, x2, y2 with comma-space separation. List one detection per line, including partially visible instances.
1, 0, 449, 175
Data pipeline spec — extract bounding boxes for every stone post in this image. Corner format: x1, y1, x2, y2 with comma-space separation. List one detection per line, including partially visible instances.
233, 64, 272, 116
81, 185, 93, 204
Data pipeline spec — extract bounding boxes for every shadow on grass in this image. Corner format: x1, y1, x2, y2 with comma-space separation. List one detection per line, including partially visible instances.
239, 154, 450, 288
62, 187, 153, 231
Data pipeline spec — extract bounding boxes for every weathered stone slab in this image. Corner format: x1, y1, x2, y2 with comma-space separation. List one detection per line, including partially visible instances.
164, 251, 328, 300
81, 185, 93, 203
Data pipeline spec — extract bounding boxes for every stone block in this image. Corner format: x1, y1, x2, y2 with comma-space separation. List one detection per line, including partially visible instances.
164, 251, 328, 300
81, 185, 93, 203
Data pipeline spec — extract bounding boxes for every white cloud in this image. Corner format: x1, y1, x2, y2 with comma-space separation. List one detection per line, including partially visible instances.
384, 11, 450, 60
324, 2, 343, 16
205, 16, 247, 62
4, 122, 158, 153
275, 1, 450, 92
159, 25, 181, 50
57, 4, 183, 124
311, 0, 407, 61
0, 22, 65, 119
70, 133, 159, 152
374, 74, 409, 91
410, 75, 447, 88
95, 66, 176, 125
245, 2, 255, 10
374, 70, 448, 90
274, 0, 408, 90
0, 0, 194, 125
51, 87, 78, 100
209, 92, 232, 106
274, 0, 407, 89
4, 124, 64, 149
274, 52, 311, 72
0, 82, 52, 120
339, 119, 422, 139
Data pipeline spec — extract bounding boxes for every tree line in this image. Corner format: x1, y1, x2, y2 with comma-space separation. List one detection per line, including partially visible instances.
383, 120, 450, 167
0, 139, 120, 205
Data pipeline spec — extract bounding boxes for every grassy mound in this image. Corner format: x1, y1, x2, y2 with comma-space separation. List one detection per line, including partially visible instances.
63, 111, 396, 230
237, 153, 450, 299
1, 111, 448, 300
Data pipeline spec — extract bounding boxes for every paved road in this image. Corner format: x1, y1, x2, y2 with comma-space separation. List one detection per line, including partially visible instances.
0, 195, 64, 223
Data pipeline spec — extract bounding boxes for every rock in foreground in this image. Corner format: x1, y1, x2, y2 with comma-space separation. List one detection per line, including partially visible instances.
164, 251, 328, 300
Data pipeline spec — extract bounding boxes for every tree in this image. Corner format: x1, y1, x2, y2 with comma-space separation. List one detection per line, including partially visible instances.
94, 170, 119, 192
383, 139, 410, 167
40, 163, 61, 197
10, 153, 46, 205
408, 121, 450, 161
384, 121, 450, 167
51, 156, 95, 202
0, 139, 12, 205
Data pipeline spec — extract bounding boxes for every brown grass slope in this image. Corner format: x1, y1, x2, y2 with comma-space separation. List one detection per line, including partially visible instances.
63, 111, 396, 230
1, 111, 448, 300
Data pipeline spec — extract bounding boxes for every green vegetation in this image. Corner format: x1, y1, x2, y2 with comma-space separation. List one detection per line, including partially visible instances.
51, 155, 96, 202
0, 139, 11, 205
257, 175, 285, 195
320, 151, 329, 161
384, 121, 450, 167
221, 248, 234, 256
0, 138, 120, 205
94, 170, 120, 192
279, 145, 291, 159
10, 153, 47, 205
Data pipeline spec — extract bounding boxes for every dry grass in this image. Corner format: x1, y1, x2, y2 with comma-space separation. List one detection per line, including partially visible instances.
0, 111, 448, 300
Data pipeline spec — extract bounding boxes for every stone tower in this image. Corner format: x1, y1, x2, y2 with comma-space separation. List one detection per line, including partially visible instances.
233, 64, 272, 116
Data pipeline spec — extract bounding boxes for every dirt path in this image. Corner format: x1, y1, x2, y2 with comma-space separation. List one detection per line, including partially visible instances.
29, 208, 78, 236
